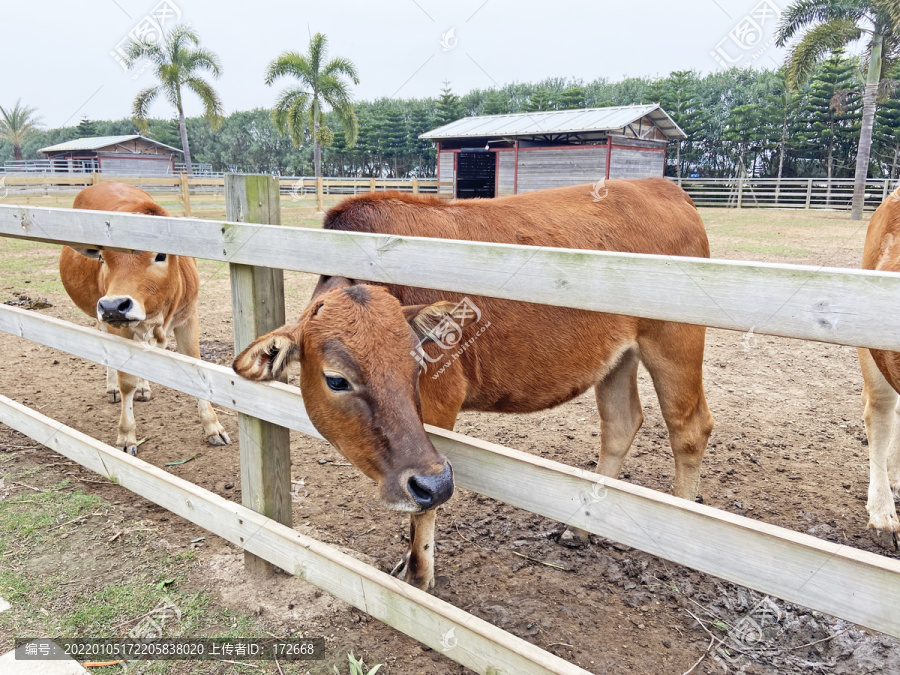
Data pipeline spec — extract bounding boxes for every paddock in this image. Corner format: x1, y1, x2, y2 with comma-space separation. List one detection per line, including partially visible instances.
1, 184, 900, 673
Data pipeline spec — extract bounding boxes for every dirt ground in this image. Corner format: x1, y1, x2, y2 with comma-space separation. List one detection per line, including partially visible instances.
1, 203, 899, 674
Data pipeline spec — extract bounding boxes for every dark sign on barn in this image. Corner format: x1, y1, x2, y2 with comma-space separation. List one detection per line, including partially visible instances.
420, 104, 685, 199
39, 135, 183, 175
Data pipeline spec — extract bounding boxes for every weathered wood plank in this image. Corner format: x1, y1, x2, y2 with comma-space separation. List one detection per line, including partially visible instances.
3, 303, 900, 638
2, 203, 900, 350
0, 394, 587, 675
225, 174, 291, 576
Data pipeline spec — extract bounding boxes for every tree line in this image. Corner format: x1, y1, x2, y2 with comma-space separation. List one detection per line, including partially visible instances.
4, 57, 897, 181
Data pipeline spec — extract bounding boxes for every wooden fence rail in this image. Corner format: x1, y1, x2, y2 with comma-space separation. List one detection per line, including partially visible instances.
3, 204, 900, 351
2, 302, 899, 639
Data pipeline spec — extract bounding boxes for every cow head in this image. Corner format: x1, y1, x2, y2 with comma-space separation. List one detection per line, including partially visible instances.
73, 247, 177, 341
233, 278, 455, 513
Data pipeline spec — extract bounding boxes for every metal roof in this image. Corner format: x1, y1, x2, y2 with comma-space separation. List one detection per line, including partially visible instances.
40, 135, 184, 154
420, 104, 686, 141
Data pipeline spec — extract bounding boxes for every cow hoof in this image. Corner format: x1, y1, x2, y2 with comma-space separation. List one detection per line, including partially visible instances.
135, 388, 152, 402
390, 551, 411, 580
107, 390, 121, 403
207, 431, 231, 446
559, 528, 589, 547
866, 512, 900, 550
123, 445, 137, 456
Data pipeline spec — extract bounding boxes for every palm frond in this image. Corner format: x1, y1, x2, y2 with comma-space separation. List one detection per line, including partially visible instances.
264, 52, 312, 86
131, 86, 161, 133
784, 19, 862, 88
183, 47, 223, 79
184, 77, 224, 130
321, 56, 360, 85
776, 0, 866, 46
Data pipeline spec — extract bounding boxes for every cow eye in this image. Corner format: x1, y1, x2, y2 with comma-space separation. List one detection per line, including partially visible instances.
325, 375, 351, 392
154, 253, 167, 263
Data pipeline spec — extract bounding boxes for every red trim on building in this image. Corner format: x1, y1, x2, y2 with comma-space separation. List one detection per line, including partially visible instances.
513, 140, 519, 194
608, 144, 667, 153
605, 139, 612, 180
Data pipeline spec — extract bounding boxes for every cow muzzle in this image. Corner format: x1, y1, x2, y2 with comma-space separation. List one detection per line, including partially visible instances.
406, 461, 454, 510
97, 296, 145, 325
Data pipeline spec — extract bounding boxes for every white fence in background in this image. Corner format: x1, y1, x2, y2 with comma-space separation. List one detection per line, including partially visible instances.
1, 172, 897, 209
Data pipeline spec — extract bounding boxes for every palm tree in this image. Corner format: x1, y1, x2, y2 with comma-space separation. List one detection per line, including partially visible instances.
776, 0, 900, 220
265, 33, 359, 178
0, 100, 42, 161
123, 25, 223, 175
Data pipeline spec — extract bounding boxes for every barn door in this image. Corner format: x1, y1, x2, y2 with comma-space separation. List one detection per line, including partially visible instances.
456, 149, 495, 199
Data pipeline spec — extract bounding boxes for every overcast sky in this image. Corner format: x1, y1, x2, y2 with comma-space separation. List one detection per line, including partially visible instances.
3, 0, 791, 127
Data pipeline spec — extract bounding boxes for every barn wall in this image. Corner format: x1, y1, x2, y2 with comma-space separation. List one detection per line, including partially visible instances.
98, 154, 174, 175
515, 146, 606, 193
497, 152, 515, 197
438, 151, 455, 197
607, 136, 667, 179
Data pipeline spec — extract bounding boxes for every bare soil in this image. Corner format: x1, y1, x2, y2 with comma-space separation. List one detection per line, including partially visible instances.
1, 207, 899, 674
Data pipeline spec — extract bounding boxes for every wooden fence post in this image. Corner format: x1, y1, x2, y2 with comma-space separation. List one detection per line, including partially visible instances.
316, 176, 324, 212
805, 178, 813, 210
737, 178, 744, 208
412, 176, 419, 195
370, 176, 376, 193
225, 174, 292, 577
180, 173, 192, 217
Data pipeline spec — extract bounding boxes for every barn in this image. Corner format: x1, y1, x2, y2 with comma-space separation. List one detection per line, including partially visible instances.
420, 104, 685, 199
39, 135, 183, 175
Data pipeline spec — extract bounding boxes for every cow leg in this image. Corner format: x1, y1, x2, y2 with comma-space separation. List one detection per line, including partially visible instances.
391, 395, 462, 590
115, 370, 139, 455
98, 322, 121, 403
639, 325, 714, 501
566, 347, 644, 543
172, 315, 230, 446
859, 348, 900, 548
391, 510, 437, 591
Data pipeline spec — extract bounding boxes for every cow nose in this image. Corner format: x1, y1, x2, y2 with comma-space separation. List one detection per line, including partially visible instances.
97, 296, 134, 321
407, 462, 454, 509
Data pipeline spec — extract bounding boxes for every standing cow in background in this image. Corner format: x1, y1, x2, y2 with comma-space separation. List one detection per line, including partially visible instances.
59, 182, 230, 455
859, 186, 900, 548
234, 178, 715, 591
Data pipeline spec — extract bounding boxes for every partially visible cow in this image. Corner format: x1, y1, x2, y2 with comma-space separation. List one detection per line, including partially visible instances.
859, 185, 900, 548
59, 182, 230, 455
234, 179, 715, 590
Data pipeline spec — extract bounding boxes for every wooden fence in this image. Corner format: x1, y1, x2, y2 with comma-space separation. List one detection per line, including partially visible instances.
1, 179, 900, 672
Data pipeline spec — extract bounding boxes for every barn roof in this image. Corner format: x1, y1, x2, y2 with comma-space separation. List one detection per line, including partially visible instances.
420, 104, 686, 142
39, 135, 183, 154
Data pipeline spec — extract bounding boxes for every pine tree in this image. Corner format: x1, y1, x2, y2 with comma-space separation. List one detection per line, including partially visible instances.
798, 54, 861, 182
874, 73, 900, 179
435, 82, 464, 127
75, 116, 98, 138
558, 85, 586, 110
524, 89, 553, 112
656, 71, 707, 178
481, 90, 509, 115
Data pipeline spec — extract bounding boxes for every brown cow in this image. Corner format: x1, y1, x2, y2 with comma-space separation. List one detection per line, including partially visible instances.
59, 182, 230, 455
234, 178, 715, 589
859, 185, 900, 548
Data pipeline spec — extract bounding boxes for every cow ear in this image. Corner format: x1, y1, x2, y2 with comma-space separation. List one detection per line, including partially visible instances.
72, 247, 103, 260
403, 301, 459, 343
233, 330, 301, 382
